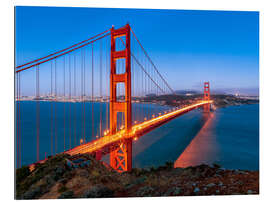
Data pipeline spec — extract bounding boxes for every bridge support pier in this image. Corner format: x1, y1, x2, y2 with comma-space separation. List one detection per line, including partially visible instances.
95, 150, 102, 161
110, 138, 132, 172
109, 24, 132, 172
203, 82, 210, 112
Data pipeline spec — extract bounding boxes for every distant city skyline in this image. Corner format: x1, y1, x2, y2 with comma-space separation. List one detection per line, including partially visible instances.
16, 7, 259, 96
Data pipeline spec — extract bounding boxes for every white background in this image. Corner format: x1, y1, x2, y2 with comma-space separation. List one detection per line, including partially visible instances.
0, 0, 269, 202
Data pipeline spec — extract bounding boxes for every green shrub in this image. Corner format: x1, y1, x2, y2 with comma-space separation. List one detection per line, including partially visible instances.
58, 185, 68, 193
16, 166, 30, 184
165, 161, 174, 169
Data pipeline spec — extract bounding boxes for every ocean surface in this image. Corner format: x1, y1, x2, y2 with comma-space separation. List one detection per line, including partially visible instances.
16, 102, 259, 170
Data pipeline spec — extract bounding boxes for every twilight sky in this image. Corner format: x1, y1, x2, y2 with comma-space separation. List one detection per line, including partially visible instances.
15, 6, 259, 95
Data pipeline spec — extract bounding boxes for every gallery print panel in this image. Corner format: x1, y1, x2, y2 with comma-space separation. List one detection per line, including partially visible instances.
15, 6, 259, 199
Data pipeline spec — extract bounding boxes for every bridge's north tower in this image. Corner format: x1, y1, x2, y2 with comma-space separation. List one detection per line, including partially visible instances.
109, 24, 132, 172
203, 82, 210, 112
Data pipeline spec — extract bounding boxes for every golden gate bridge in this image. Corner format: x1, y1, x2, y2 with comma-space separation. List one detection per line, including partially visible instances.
15, 24, 212, 172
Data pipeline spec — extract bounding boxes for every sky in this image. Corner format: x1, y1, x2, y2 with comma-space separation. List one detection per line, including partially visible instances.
15, 6, 259, 95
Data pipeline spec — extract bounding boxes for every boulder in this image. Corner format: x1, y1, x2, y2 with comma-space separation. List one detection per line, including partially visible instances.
164, 187, 182, 196
22, 186, 41, 199
206, 183, 215, 187
58, 190, 74, 199
193, 187, 200, 193
136, 186, 155, 197
126, 176, 146, 189
78, 169, 89, 178
81, 184, 114, 198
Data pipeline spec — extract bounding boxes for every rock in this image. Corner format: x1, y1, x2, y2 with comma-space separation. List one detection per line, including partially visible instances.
45, 175, 56, 186
173, 187, 182, 195
216, 168, 225, 174
206, 183, 215, 187
56, 166, 65, 176
237, 180, 244, 185
238, 171, 247, 175
164, 188, 174, 196
233, 169, 247, 175
153, 191, 161, 196
100, 175, 114, 184
53, 166, 65, 181
212, 163, 221, 169
78, 169, 89, 178
58, 190, 74, 199
136, 186, 155, 197
232, 192, 242, 195
194, 187, 200, 193
22, 186, 41, 199
164, 187, 182, 196
82, 184, 114, 198
63, 171, 73, 179
50, 171, 58, 181
126, 176, 146, 189
201, 168, 214, 178
59, 178, 68, 185
171, 167, 184, 175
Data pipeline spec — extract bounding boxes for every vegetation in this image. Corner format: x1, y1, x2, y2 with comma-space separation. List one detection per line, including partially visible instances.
15, 154, 259, 199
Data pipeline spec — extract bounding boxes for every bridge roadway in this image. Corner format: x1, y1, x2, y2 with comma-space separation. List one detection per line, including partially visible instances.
65, 100, 212, 156
29, 100, 212, 171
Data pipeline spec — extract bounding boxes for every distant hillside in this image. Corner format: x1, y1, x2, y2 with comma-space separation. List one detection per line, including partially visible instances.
174, 90, 200, 95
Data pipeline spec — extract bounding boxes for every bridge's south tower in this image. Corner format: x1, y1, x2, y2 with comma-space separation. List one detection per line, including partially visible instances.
109, 24, 132, 172
203, 82, 210, 112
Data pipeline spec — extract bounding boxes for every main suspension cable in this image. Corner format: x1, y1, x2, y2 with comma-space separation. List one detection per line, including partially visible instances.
16, 29, 111, 69
130, 27, 174, 94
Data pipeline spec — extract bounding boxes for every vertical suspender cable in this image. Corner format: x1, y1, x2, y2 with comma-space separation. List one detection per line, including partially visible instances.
55, 60, 57, 153
121, 48, 124, 128
106, 37, 109, 131
50, 61, 53, 155
16, 73, 18, 167
81, 49, 83, 143
15, 73, 18, 167
91, 44, 94, 140
36, 65, 40, 161
74, 54, 76, 146
141, 61, 143, 122
100, 40, 102, 137
63, 56, 66, 151
16, 73, 19, 167
83, 48, 86, 143
19, 72, 21, 167
69, 55, 71, 149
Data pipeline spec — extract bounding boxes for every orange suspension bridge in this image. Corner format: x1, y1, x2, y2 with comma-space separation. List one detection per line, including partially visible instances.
15, 24, 212, 172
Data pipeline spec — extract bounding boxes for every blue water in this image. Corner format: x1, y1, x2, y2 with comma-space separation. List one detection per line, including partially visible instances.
16, 102, 259, 170
133, 104, 259, 170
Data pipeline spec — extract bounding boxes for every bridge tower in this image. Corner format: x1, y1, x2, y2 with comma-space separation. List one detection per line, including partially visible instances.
203, 82, 210, 112
109, 24, 132, 172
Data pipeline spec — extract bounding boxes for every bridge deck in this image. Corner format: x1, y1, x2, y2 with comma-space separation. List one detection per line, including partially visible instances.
65, 100, 212, 156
